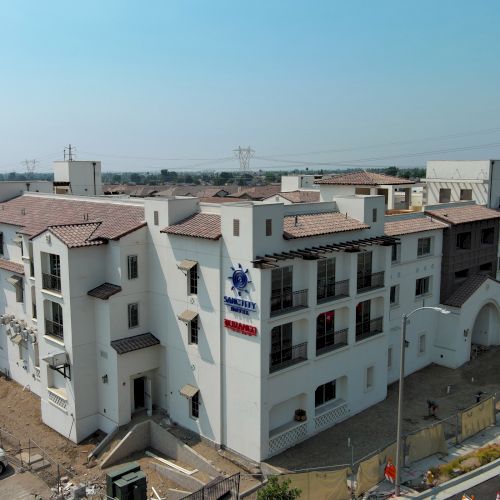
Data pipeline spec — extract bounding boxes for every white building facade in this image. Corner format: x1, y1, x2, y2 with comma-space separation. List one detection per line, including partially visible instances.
0, 180, 499, 462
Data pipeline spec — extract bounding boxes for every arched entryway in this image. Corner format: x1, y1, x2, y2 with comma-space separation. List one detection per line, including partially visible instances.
471, 303, 500, 346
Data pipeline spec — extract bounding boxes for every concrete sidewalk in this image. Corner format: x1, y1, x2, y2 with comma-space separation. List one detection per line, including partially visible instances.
363, 419, 499, 499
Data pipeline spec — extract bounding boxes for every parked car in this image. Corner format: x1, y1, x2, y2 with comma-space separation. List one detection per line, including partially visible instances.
0, 448, 7, 474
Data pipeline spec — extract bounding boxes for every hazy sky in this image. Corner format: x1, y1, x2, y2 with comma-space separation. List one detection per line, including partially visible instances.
2, 0, 500, 172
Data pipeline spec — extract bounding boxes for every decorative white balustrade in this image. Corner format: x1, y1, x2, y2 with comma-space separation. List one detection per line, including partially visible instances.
48, 388, 68, 412
314, 400, 349, 432
268, 421, 308, 457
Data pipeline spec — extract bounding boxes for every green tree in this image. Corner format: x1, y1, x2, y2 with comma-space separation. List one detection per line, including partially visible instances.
257, 477, 301, 500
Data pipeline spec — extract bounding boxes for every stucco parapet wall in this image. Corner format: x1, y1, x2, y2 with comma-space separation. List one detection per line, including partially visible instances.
100, 420, 220, 477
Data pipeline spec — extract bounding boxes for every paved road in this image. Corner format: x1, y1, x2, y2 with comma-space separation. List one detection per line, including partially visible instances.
448, 474, 500, 499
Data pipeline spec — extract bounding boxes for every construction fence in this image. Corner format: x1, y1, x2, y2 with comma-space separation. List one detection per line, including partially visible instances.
0, 427, 73, 490
268, 394, 497, 499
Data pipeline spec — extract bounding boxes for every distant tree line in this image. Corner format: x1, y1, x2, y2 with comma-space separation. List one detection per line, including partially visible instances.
0, 172, 54, 182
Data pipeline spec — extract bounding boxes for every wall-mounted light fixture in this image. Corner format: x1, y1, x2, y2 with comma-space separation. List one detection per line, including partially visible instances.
102, 374, 108, 383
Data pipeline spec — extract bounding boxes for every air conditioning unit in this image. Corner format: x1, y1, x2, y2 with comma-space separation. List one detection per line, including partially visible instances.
21, 329, 29, 341
0, 315, 6, 325
9, 320, 16, 328
29, 333, 37, 343
13, 324, 21, 334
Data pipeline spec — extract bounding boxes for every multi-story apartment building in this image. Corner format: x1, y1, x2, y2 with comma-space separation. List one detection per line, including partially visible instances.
425, 159, 500, 208
0, 164, 499, 463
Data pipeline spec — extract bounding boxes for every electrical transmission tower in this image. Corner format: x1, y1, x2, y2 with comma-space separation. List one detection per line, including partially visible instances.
233, 146, 255, 171
22, 159, 38, 179
64, 144, 76, 161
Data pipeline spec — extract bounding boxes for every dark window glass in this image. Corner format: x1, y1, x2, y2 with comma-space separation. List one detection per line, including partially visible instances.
270, 323, 293, 367
266, 219, 272, 236
317, 258, 336, 301
481, 227, 494, 245
233, 219, 240, 236
190, 317, 198, 344
128, 303, 139, 328
315, 380, 336, 407
191, 392, 199, 418
128, 255, 138, 279
456, 232, 472, 250
415, 277, 430, 296
189, 265, 198, 295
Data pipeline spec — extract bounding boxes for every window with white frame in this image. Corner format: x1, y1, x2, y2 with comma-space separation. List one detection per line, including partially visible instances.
189, 316, 199, 345
365, 365, 374, 390
390, 285, 399, 306
127, 255, 138, 280
128, 303, 139, 328
415, 276, 430, 297
315, 380, 336, 407
417, 237, 431, 257
190, 392, 200, 419
419, 334, 426, 354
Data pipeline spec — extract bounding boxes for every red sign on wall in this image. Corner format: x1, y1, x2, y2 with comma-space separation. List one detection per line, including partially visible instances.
224, 319, 257, 336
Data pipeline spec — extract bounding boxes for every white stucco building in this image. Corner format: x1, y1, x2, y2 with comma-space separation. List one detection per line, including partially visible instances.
0, 168, 499, 463
425, 159, 500, 209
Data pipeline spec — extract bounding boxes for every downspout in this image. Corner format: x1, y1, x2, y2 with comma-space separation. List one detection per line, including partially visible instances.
219, 240, 226, 450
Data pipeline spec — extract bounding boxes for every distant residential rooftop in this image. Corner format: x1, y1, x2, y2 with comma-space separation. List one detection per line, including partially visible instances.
425, 205, 500, 225
315, 171, 415, 186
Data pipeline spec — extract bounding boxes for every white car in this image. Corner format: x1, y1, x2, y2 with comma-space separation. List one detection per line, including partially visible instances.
0, 448, 7, 474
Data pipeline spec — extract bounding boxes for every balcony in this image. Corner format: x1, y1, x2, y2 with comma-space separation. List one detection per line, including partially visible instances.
42, 273, 61, 293
316, 328, 348, 356
357, 272, 384, 294
270, 289, 308, 317
45, 319, 64, 341
317, 279, 349, 304
268, 420, 308, 457
356, 317, 383, 341
270, 342, 308, 373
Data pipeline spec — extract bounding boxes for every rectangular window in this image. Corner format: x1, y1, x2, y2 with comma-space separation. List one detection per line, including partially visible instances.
15, 278, 24, 303
390, 285, 399, 306
388, 347, 392, 368
189, 317, 199, 345
127, 255, 138, 280
270, 323, 292, 368
415, 276, 430, 297
189, 265, 198, 295
128, 303, 139, 328
456, 232, 472, 250
271, 266, 293, 313
479, 262, 493, 272
439, 188, 451, 203
233, 219, 240, 237
391, 244, 399, 263
460, 189, 472, 201
366, 366, 374, 390
419, 334, 426, 354
46, 301, 63, 340
355, 299, 371, 337
417, 237, 431, 257
153, 211, 159, 226
481, 227, 494, 245
317, 258, 336, 301
190, 392, 200, 419
266, 219, 272, 236
32, 301, 37, 319
315, 380, 336, 407
454, 269, 469, 280
357, 251, 373, 290
316, 310, 343, 353
372, 208, 377, 223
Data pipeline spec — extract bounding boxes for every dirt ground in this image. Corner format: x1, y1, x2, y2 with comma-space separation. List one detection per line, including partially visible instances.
0, 346, 498, 495
267, 345, 500, 471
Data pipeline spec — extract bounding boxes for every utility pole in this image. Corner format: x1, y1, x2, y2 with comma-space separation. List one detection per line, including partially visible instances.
64, 144, 75, 161
22, 159, 38, 179
233, 146, 255, 172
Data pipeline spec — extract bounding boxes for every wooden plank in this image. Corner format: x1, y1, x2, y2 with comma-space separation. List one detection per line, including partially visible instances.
145, 451, 198, 476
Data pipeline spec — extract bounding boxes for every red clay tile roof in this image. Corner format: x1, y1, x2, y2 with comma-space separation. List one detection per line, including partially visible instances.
274, 191, 321, 203
283, 212, 369, 239
111, 333, 160, 354
315, 171, 415, 186
161, 213, 222, 240
0, 258, 24, 275
0, 194, 146, 242
443, 274, 494, 307
49, 223, 105, 248
88, 282, 122, 300
425, 205, 500, 225
384, 217, 448, 236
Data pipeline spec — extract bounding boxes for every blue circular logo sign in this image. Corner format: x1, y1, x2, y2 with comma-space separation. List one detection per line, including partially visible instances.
228, 264, 251, 296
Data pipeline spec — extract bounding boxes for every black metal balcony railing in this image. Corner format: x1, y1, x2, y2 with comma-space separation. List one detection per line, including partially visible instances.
270, 289, 308, 317
355, 317, 383, 341
317, 279, 350, 304
45, 319, 64, 341
270, 342, 308, 373
42, 273, 61, 293
316, 328, 348, 356
357, 272, 385, 293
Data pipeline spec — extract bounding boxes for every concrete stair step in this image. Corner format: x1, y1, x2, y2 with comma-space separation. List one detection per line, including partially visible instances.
17, 452, 44, 465
31, 460, 51, 472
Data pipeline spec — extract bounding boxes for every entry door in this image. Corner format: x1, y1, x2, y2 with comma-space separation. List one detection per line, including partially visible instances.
134, 377, 145, 409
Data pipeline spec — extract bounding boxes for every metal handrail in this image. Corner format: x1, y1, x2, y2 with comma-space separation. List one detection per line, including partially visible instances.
270, 341, 308, 373
45, 319, 64, 340
357, 271, 385, 293
355, 317, 383, 341
317, 279, 349, 303
316, 328, 348, 356
270, 288, 308, 317
42, 272, 61, 292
